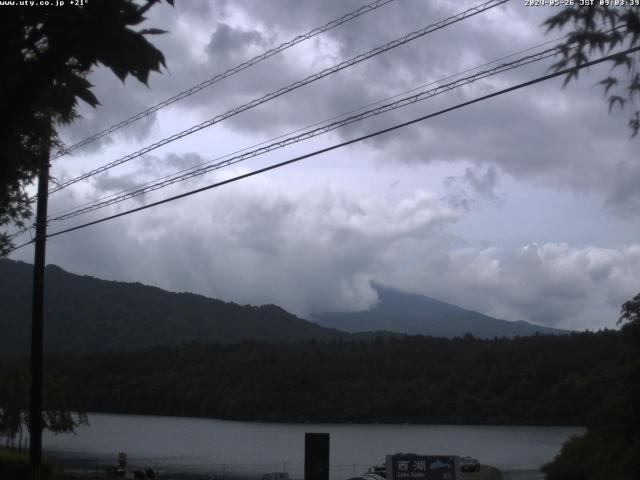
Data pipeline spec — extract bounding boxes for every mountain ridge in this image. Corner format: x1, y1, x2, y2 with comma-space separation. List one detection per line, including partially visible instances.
0, 258, 353, 356
1, 259, 563, 357
311, 283, 565, 338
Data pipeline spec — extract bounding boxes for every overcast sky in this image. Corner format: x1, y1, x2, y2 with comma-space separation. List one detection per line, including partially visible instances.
9, 0, 640, 331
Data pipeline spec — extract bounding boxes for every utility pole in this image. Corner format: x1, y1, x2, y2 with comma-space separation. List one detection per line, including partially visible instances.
30, 127, 50, 480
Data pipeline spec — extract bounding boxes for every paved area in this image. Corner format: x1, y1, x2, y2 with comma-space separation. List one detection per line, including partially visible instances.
461, 465, 503, 480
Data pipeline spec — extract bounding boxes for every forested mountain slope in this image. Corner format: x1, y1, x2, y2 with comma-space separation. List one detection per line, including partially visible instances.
313, 284, 564, 338
0, 259, 350, 355
5, 330, 626, 425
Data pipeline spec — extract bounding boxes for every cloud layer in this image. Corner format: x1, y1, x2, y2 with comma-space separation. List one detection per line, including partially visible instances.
11, 0, 639, 332
13, 170, 639, 330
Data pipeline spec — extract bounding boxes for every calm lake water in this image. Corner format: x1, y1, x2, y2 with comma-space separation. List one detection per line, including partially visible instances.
43, 413, 582, 479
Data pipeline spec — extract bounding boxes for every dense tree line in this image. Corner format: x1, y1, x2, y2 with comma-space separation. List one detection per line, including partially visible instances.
0, 330, 630, 426
542, 301, 640, 479
0, 367, 88, 450
0, 259, 356, 357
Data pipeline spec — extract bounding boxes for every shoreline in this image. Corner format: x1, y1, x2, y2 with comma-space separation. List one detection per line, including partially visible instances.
74, 411, 586, 429
38, 416, 574, 478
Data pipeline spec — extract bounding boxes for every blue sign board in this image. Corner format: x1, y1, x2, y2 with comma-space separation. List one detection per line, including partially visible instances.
386, 454, 459, 480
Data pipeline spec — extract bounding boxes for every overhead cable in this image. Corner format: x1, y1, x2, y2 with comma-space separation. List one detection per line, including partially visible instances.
52, 0, 397, 159
46, 30, 581, 220
3, 44, 630, 252
47, 0, 509, 195
48, 45, 562, 223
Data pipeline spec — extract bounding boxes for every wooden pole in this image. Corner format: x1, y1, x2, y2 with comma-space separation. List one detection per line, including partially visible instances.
30, 129, 50, 480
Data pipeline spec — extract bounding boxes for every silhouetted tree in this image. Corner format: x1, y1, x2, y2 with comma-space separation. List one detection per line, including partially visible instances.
543, 293, 640, 480
0, 367, 87, 451
620, 292, 640, 342
620, 291, 640, 325
0, 0, 174, 255
545, 5, 640, 135
0, 331, 624, 426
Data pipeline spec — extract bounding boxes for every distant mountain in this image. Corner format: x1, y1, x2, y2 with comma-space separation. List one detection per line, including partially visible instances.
312, 284, 566, 338
0, 259, 353, 356
0, 259, 564, 357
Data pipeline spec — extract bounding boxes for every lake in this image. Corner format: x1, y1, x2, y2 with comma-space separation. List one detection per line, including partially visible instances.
43, 413, 582, 479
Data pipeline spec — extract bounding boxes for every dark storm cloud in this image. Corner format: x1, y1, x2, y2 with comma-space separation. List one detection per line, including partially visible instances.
443, 165, 501, 211
13, 174, 640, 330
92, 171, 142, 194
54, 0, 563, 155
166, 0, 636, 219
88, 152, 209, 197
163, 152, 209, 170
605, 161, 640, 218
153, 0, 636, 221
56, 0, 579, 178
58, 1, 502, 149
373, 66, 637, 212
206, 23, 267, 68
193, 0, 540, 129
17, 177, 459, 317
36, 2, 640, 331
464, 166, 500, 200
56, 65, 160, 151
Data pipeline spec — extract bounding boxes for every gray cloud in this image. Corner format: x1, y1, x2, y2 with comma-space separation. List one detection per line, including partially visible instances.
443, 165, 501, 211
92, 171, 143, 194
206, 23, 268, 71
163, 152, 209, 170
165, 0, 638, 221
381, 242, 640, 330
12, 171, 640, 331
87, 152, 208, 195
17, 177, 459, 316
28, 1, 640, 334
56, 65, 160, 152
605, 160, 640, 218
57, 1, 509, 151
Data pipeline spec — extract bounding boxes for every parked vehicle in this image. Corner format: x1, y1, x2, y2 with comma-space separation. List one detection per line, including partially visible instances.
105, 466, 157, 478
345, 463, 386, 480
460, 456, 480, 472
367, 464, 386, 477
263, 472, 290, 480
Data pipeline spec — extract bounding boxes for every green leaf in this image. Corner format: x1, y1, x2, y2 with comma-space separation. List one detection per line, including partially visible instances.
139, 28, 168, 35
608, 95, 626, 112
563, 69, 579, 87
599, 76, 618, 95
75, 87, 100, 108
610, 53, 633, 71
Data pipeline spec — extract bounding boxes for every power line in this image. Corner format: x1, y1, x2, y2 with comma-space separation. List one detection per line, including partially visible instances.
5, 44, 633, 253
6, 228, 30, 240
14, 36, 504, 244
9, 238, 38, 254
46, 30, 578, 220
52, 0, 397, 160
15, 0, 538, 240
47, 0, 509, 195
43, 18, 621, 218
47, 45, 563, 223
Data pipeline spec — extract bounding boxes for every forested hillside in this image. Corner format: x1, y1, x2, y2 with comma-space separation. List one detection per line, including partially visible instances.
2, 330, 628, 426
0, 259, 352, 355
0, 259, 565, 358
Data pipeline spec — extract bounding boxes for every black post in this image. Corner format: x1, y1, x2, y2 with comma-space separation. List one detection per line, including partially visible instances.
304, 433, 329, 480
30, 134, 50, 480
